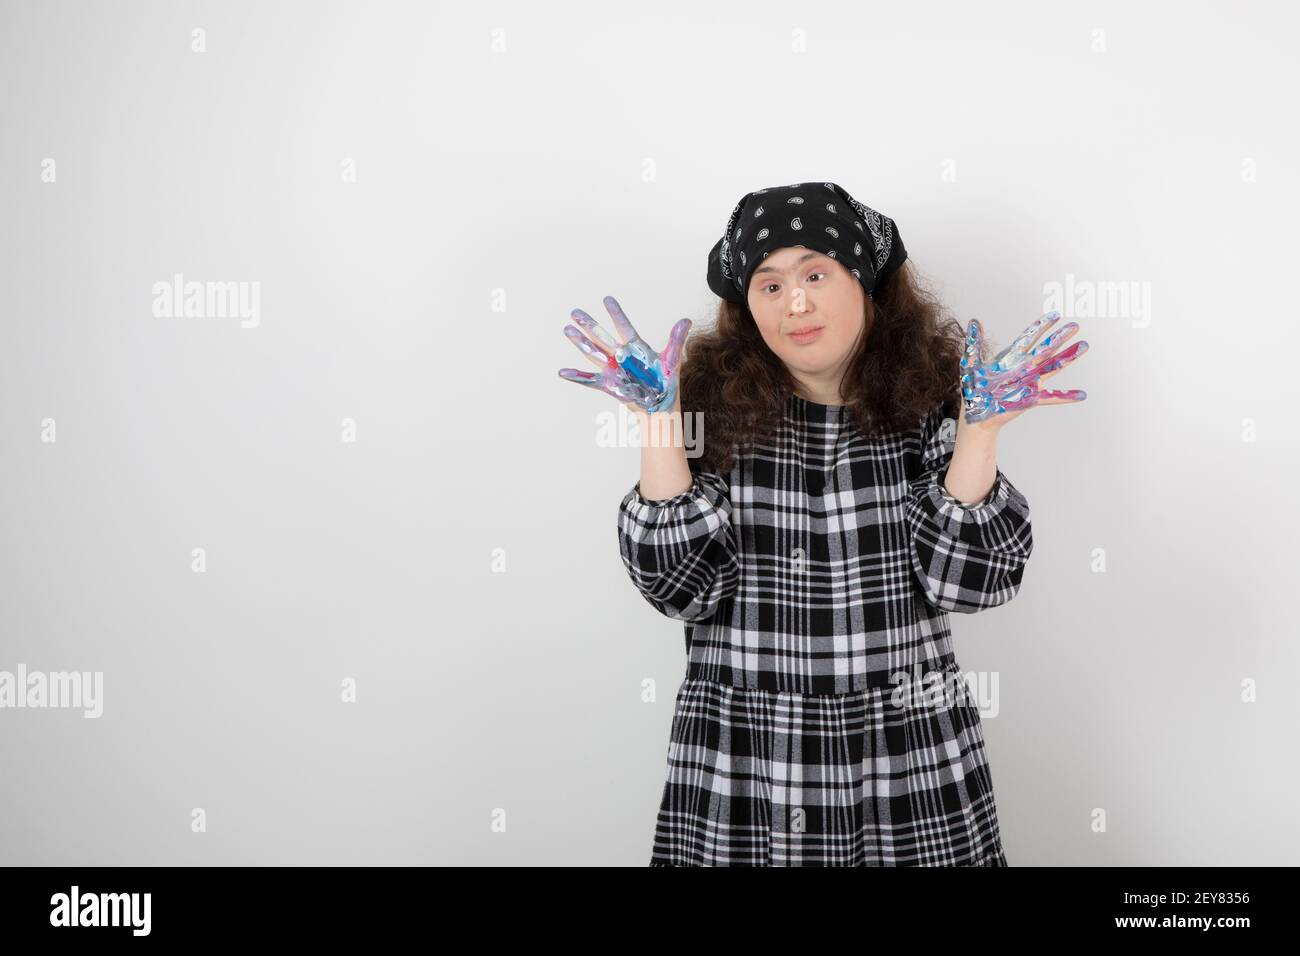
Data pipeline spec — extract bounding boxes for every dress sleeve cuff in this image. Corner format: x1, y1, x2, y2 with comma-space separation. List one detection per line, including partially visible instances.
925, 466, 1012, 523
624, 476, 704, 513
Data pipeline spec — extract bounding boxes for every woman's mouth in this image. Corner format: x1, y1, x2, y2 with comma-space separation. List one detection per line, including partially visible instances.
788, 326, 824, 344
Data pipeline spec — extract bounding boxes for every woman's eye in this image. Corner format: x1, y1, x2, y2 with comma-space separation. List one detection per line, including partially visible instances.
764, 272, 826, 294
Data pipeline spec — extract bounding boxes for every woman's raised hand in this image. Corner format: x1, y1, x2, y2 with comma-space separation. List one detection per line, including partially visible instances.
558, 295, 691, 414
960, 311, 1089, 427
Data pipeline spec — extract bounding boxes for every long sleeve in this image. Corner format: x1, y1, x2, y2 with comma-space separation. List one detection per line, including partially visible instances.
903, 408, 1034, 614
617, 466, 741, 623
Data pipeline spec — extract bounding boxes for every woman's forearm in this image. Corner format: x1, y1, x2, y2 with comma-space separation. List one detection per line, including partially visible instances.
634, 399, 693, 501
943, 424, 999, 505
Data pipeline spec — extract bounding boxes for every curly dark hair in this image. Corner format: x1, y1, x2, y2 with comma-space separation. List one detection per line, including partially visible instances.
680, 260, 978, 474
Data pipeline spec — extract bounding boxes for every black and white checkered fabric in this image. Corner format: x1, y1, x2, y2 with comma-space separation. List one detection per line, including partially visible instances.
617, 394, 1033, 865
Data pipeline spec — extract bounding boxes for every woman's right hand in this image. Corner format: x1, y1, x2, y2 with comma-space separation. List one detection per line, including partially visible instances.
557, 295, 691, 415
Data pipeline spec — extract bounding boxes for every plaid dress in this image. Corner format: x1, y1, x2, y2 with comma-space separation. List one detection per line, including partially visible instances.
617, 394, 1033, 866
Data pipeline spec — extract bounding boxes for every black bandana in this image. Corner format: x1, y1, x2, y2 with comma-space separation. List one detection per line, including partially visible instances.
706, 181, 907, 304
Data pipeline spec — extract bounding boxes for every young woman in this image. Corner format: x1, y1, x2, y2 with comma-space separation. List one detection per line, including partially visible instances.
559, 181, 1088, 866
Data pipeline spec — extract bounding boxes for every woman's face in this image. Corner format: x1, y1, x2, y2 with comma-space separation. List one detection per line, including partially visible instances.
745, 246, 868, 382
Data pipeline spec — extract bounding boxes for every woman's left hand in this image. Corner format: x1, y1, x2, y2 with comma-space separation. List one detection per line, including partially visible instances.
959, 311, 1089, 433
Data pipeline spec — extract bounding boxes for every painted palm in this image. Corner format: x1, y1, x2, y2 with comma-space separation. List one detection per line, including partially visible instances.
961, 311, 1089, 423
558, 296, 691, 414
